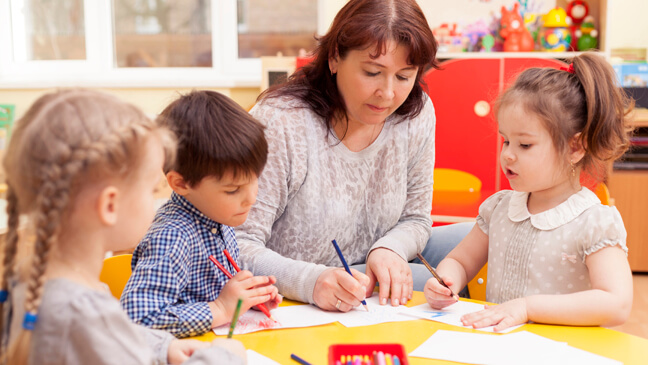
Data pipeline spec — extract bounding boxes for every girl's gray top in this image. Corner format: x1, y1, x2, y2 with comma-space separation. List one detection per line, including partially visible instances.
7, 278, 244, 365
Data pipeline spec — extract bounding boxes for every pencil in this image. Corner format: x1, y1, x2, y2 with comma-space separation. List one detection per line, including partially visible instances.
290, 353, 313, 365
227, 298, 243, 338
416, 252, 459, 301
208, 254, 278, 322
331, 239, 369, 311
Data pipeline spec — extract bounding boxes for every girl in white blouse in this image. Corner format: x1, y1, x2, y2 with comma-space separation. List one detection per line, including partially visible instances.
424, 52, 634, 331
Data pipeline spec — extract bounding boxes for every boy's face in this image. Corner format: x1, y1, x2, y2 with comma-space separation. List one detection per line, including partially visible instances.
182, 171, 258, 227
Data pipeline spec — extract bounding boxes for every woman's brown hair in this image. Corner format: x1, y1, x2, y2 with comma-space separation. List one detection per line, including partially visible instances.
496, 52, 634, 182
0, 89, 175, 362
259, 0, 439, 134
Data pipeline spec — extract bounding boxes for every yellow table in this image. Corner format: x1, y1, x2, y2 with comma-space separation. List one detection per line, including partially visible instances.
192, 292, 648, 364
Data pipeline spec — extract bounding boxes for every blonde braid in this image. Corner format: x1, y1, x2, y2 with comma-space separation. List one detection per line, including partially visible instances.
2, 89, 175, 362
0, 188, 20, 358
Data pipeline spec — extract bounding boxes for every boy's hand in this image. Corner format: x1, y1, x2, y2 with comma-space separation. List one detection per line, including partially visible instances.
423, 276, 458, 309
255, 293, 283, 311
210, 270, 280, 327
460, 297, 528, 331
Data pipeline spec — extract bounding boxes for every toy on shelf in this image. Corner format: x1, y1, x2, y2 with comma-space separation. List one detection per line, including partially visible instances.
539, 7, 572, 52
433, 23, 463, 53
575, 15, 598, 51
566, 0, 589, 50
499, 3, 534, 52
481, 35, 495, 52
524, 12, 543, 50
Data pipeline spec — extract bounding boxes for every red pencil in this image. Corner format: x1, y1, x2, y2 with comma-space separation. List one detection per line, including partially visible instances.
208, 253, 277, 322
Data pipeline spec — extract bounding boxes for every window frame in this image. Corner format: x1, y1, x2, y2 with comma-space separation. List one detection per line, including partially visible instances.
0, 0, 321, 88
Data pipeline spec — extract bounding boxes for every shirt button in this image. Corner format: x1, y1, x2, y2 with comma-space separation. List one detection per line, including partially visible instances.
211, 228, 217, 234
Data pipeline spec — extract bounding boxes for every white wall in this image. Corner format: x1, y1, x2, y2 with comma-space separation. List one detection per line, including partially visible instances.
606, 0, 648, 49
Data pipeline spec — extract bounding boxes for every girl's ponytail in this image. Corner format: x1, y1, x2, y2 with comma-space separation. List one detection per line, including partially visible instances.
572, 53, 634, 176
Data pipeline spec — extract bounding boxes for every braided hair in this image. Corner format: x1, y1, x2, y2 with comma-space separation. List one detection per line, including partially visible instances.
0, 89, 175, 363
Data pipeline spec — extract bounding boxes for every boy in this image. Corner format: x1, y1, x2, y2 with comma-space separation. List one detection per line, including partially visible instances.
121, 90, 281, 338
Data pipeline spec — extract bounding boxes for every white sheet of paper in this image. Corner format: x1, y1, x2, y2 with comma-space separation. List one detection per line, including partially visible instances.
560, 346, 622, 365
409, 330, 569, 365
327, 296, 416, 327
246, 350, 281, 365
213, 304, 336, 335
401, 301, 522, 333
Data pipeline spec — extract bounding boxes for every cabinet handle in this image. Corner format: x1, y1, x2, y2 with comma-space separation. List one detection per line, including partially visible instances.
474, 100, 491, 117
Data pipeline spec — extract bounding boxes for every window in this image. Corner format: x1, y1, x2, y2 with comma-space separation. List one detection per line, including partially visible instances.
237, 0, 317, 58
13, 0, 86, 61
0, 0, 321, 87
113, 0, 212, 67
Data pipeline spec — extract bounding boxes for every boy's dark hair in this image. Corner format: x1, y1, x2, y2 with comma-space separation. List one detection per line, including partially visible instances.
158, 90, 267, 186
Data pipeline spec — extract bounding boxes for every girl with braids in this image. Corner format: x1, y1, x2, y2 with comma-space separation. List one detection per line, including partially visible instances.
0, 89, 246, 364
424, 52, 634, 331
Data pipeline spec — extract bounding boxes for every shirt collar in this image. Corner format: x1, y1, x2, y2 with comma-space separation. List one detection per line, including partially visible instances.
171, 192, 222, 233
508, 187, 600, 230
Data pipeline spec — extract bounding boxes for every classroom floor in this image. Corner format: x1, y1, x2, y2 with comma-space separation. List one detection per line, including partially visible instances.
610, 273, 648, 339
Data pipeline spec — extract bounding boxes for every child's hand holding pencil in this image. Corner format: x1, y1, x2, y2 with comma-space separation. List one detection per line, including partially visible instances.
208, 255, 282, 328
418, 253, 460, 310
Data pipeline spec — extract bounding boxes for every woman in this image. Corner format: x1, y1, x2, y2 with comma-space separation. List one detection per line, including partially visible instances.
236, 0, 471, 311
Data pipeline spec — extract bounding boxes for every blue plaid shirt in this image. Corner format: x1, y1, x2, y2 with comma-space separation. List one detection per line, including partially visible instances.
120, 192, 240, 338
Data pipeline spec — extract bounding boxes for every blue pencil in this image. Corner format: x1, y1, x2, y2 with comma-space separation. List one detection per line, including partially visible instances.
290, 353, 313, 365
331, 239, 369, 311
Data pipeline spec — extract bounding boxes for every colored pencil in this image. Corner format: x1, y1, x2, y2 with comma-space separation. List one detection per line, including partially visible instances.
208, 254, 277, 322
290, 353, 313, 365
416, 252, 459, 301
227, 298, 243, 338
331, 239, 369, 311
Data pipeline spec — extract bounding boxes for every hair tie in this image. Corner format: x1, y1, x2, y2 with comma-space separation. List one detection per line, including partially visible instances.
560, 63, 575, 74
22, 312, 38, 331
0, 290, 8, 303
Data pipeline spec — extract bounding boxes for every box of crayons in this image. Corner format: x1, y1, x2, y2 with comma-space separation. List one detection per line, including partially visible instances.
328, 343, 408, 365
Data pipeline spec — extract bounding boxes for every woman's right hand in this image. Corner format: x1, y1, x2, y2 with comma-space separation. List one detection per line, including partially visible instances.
313, 267, 370, 312
423, 275, 458, 309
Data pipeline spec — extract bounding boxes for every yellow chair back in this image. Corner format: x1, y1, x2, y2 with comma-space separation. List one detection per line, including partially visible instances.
593, 182, 611, 206
467, 264, 488, 302
99, 254, 133, 299
434, 168, 482, 192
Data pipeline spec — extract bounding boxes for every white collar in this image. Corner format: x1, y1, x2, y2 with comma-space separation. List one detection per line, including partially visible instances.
508, 187, 600, 230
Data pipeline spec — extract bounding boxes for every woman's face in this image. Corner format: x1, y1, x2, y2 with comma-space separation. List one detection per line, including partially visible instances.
329, 39, 418, 127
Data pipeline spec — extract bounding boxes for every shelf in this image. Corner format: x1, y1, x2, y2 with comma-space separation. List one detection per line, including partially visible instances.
632, 109, 648, 127
436, 51, 597, 59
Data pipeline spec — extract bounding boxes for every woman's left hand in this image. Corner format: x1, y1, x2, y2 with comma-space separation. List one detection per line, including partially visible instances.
460, 298, 528, 331
365, 248, 413, 306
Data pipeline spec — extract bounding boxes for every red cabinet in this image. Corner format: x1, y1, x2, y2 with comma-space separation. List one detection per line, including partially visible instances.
423, 57, 566, 191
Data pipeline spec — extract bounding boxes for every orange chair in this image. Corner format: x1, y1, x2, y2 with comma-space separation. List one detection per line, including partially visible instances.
99, 254, 133, 299
433, 168, 482, 192
467, 264, 488, 301
593, 182, 611, 206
